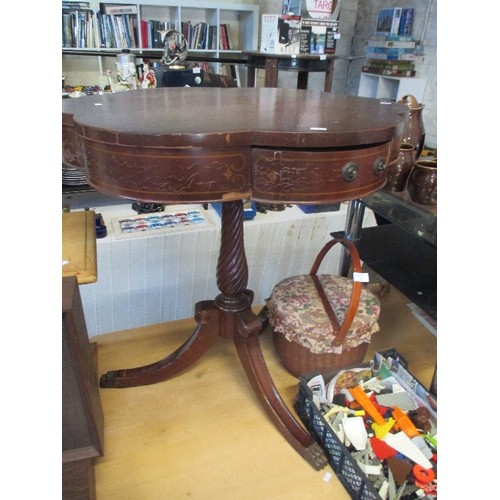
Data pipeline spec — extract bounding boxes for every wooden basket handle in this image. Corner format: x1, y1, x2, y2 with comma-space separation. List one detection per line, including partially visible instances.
309, 237, 363, 347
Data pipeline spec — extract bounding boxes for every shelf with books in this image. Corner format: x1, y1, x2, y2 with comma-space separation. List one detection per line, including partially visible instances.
357, 7, 425, 101
62, 1, 259, 85
62, 1, 258, 54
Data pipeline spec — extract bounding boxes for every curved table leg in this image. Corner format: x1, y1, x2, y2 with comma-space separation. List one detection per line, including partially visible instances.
100, 300, 220, 388
233, 308, 328, 471
100, 199, 326, 469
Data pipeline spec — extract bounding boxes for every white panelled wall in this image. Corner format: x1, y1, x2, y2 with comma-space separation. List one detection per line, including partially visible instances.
69, 196, 376, 337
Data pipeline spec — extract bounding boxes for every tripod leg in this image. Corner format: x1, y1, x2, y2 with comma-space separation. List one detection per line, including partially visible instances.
233, 309, 328, 470
100, 301, 220, 388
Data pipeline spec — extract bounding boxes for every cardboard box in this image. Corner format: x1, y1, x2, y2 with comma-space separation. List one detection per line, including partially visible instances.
260, 14, 302, 54
299, 18, 340, 54
261, 14, 340, 55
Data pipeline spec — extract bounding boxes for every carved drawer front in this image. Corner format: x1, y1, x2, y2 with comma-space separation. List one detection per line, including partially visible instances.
251, 144, 389, 204
81, 140, 252, 203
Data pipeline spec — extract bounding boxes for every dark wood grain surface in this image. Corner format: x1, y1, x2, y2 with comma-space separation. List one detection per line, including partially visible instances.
62, 88, 405, 204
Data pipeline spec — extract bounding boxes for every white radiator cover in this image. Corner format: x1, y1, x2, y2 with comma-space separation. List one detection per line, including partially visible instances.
77, 201, 376, 337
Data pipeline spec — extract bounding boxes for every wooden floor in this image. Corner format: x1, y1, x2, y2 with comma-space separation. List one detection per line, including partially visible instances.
93, 283, 437, 499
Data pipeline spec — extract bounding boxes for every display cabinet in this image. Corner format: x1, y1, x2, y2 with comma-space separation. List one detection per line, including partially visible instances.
355, 189, 436, 318
357, 73, 426, 102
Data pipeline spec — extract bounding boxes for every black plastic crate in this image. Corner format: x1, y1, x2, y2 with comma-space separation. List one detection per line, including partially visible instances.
294, 353, 437, 500
295, 374, 382, 500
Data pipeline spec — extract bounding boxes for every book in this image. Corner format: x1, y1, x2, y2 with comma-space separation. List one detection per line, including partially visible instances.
366, 58, 415, 66
366, 47, 415, 54
62, 1, 90, 10
366, 40, 416, 49
376, 8, 402, 35
366, 52, 422, 62
220, 24, 231, 50
91, 11, 100, 48
195, 22, 208, 50
111, 15, 125, 47
78, 11, 87, 47
62, 12, 73, 47
101, 14, 113, 48
369, 34, 414, 42
100, 3, 137, 15
362, 66, 416, 77
364, 59, 415, 71
208, 25, 216, 50
398, 8, 414, 36
182, 20, 192, 48
121, 14, 132, 47
153, 20, 164, 48
140, 20, 149, 48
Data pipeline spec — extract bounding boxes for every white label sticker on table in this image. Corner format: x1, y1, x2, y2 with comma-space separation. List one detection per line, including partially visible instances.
353, 272, 370, 282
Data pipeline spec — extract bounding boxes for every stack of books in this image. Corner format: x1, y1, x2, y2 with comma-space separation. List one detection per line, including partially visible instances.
363, 8, 423, 77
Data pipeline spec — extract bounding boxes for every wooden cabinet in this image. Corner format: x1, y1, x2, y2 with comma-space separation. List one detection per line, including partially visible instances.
62, 237, 103, 500
62, 275, 104, 499
62, 0, 259, 85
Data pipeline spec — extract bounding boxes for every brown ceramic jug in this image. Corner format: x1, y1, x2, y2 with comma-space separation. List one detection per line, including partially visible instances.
399, 94, 425, 159
407, 159, 437, 205
384, 143, 416, 192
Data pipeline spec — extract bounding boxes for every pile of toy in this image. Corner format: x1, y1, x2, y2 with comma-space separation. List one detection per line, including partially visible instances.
305, 352, 437, 499
62, 84, 108, 98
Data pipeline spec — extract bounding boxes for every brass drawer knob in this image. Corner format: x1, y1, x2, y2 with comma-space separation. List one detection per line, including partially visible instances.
342, 162, 358, 182
373, 157, 386, 176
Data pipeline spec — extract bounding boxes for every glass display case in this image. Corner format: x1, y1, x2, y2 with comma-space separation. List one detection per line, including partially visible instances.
355, 190, 436, 318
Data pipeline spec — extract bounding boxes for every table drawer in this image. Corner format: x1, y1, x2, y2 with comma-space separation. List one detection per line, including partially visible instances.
251, 143, 389, 204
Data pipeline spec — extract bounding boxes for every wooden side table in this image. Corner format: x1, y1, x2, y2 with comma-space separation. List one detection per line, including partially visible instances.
62, 88, 403, 470
243, 51, 336, 92
62, 210, 97, 285
62, 210, 103, 499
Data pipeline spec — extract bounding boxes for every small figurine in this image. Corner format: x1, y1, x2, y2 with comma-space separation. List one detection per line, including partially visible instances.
146, 69, 157, 88
114, 60, 138, 91
141, 64, 157, 89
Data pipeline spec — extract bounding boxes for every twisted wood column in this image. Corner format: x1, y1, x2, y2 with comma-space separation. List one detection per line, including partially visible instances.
215, 200, 251, 314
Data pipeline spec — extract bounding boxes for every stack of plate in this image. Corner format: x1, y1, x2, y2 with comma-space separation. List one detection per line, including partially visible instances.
62, 163, 88, 186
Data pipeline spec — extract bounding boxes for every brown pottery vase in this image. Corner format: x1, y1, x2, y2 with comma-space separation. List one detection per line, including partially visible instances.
399, 94, 425, 159
384, 143, 416, 192
407, 159, 437, 205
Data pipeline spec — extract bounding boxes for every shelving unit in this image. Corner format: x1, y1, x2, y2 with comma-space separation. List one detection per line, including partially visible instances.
62, 0, 259, 86
357, 73, 426, 102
